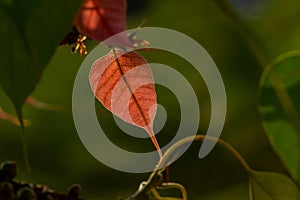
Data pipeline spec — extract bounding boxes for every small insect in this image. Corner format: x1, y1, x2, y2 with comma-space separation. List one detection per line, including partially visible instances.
60, 26, 88, 55
72, 35, 87, 55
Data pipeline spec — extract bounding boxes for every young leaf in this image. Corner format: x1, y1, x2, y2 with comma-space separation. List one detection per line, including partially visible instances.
89, 49, 162, 158
249, 171, 300, 200
74, 0, 133, 48
259, 51, 300, 183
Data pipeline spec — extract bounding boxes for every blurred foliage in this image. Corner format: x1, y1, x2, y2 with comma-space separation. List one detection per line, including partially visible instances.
259, 51, 300, 184
1, 0, 300, 199
249, 171, 300, 200
0, 0, 82, 121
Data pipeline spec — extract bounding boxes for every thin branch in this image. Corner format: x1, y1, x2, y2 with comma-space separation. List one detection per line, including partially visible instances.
156, 135, 252, 173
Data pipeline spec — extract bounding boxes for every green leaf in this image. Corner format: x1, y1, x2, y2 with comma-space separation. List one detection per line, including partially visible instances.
259, 50, 300, 184
0, 0, 82, 121
249, 171, 300, 200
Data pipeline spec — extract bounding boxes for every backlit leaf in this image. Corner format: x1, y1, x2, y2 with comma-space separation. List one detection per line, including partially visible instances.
89, 49, 162, 158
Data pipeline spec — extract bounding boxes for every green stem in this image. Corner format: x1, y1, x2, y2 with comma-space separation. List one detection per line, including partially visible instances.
132, 136, 252, 200
20, 127, 30, 171
156, 135, 252, 174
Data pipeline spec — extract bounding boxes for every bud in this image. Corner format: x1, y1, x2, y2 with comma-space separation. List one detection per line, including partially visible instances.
0, 161, 17, 181
0, 182, 14, 200
17, 187, 37, 200
68, 184, 81, 198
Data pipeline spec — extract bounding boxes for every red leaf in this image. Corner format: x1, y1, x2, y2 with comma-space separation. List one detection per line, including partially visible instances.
74, 0, 133, 48
89, 49, 162, 158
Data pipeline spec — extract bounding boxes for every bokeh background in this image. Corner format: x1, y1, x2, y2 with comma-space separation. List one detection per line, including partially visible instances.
1, 0, 300, 199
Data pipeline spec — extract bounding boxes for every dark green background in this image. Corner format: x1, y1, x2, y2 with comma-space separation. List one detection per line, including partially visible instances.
1, 0, 300, 199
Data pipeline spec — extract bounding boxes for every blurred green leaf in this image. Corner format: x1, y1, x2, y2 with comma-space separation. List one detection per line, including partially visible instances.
259, 51, 300, 183
249, 171, 300, 200
0, 0, 82, 121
